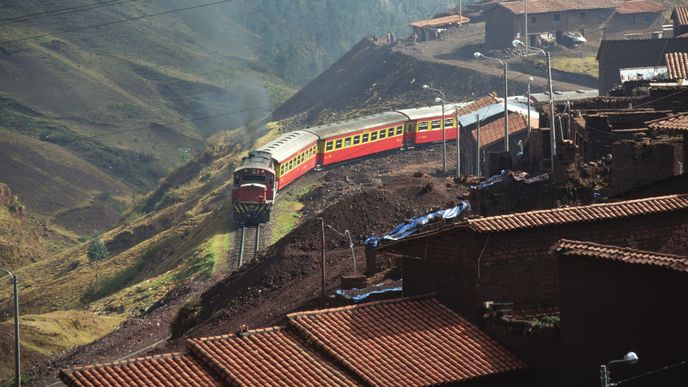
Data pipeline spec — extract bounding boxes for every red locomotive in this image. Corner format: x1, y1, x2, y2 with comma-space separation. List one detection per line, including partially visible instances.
232, 103, 464, 224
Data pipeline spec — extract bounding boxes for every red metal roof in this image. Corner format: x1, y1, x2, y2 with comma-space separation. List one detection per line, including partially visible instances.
554, 239, 688, 272
471, 112, 528, 147
468, 194, 688, 233
615, 0, 664, 14
187, 326, 358, 386
497, 0, 662, 15
59, 353, 223, 387
647, 113, 688, 132
672, 6, 688, 26
410, 14, 470, 29
457, 94, 501, 116
287, 296, 527, 386
665, 52, 688, 80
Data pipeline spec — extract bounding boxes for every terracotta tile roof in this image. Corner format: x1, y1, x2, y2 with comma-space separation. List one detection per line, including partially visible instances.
615, 0, 664, 14
672, 6, 688, 26
187, 326, 358, 386
410, 14, 469, 29
471, 112, 528, 147
457, 94, 500, 116
287, 296, 527, 386
665, 52, 688, 79
468, 194, 688, 233
554, 239, 688, 272
498, 0, 616, 15
59, 353, 222, 387
647, 113, 688, 132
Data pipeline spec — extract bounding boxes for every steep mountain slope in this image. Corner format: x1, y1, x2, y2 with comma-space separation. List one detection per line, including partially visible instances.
0, 183, 45, 270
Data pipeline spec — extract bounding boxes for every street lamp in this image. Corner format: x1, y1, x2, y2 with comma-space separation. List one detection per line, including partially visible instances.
512, 39, 556, 172
600, 352, 639, 387
473, 52, 510, 152
1, 268, 20, 387
423, 84, 447, 173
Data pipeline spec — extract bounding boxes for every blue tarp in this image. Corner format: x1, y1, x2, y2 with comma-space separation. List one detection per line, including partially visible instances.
472, 170, 550, 190
335, 286, 403, 303
364, 202, 470, 248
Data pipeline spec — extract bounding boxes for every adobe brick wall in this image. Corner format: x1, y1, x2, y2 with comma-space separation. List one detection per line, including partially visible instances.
559, 258, 688, 387
394, 210, 688, 321
611, 138, 682, 191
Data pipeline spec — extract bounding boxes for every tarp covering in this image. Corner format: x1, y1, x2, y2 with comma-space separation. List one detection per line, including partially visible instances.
364, 202, 470, 248
473, 170, 549, 190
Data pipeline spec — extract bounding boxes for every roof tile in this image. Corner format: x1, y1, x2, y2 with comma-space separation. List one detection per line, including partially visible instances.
457, 94, 500, 116
673, 6, 688, 26
665, 52, 688, 80
410, 14, 469, 29
554, 239, 688, 272
647, 112, 688, 132
59, 353, 223, 387
468, 194, 688, 233
471, 112, 528, 147
188, 326, 358, 386
287, 296, 527, 386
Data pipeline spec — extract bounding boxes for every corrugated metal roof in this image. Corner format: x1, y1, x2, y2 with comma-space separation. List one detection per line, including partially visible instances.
304, 111, 408, 139
497, 0, 617, 15
409, 14, 470, 29
396, 102, 465, 120
458, 102, 537, 127
256, 130, 318, 164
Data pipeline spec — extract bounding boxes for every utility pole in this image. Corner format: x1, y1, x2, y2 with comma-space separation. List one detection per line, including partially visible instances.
318, 218, 326, 307
546, 50, 556, 173
459, 0, 463, 17
503, 62, 509, 152
524, 0, 529, 55
475, 113, 481, 176
456, 109, 461, 178
1, 269, 20, 387
527, 77, 533, 135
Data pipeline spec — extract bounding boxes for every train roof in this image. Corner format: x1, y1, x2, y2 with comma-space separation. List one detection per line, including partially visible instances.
303, 111, 408, 139
236, 150, 273, 172
256, 130, 319, 163
396, 103, 466, 120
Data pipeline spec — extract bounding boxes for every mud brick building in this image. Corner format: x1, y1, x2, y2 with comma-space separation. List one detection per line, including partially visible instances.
61, 297, 529, 386
611, 138, 683, 190
484, 0, 664, 49
377, 194, 688, 321
555, 240, 688, 387
648, 112, 688, 172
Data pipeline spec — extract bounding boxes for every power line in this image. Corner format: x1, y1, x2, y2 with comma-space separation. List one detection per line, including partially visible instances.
0, 0, 237, 45
0, 0, 138, 26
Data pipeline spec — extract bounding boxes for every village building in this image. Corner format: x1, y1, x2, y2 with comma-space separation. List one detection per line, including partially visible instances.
671, 6, 688, 37
409, 14, 469, 41
60, 297, 529, 386
484, 0, 664, 49
555, 240, 688, 386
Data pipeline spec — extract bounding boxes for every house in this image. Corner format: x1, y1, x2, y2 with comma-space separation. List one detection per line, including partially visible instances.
671, 6, 688, 37
61, 297, 529, 386
554, 240, 688, 386
597, 38, 688, 94
375, 194, 688, 321
484, 0, 664, 49
409, 14, 470, 41
647, 112, 688, 171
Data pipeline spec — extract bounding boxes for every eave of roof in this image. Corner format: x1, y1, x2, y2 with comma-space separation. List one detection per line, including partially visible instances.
647, 112, 688, 132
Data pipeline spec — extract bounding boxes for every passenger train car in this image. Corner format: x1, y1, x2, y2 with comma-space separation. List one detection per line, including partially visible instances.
232, 103, 461, 223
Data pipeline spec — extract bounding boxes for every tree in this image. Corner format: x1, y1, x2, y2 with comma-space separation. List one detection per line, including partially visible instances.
87, 235, 109, 262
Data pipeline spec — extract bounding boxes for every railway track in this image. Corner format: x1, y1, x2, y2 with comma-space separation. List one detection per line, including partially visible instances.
230, 224, 268, 270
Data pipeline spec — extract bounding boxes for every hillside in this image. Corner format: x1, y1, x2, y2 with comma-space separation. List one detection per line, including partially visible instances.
0, 183, 45, 270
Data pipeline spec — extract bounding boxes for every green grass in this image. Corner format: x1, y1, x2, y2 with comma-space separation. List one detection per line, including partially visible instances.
270, 181, 321, 243
548, 55, 598, 78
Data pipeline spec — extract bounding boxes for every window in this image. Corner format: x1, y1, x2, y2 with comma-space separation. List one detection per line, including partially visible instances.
431, 120, 441, 129
554, 14, 560, 21
388, 128, 395, 137
531, 16, 536, 23
419, 121, 428, 131
632, 16, 636, 24
326, 141, 333, 151
396, 126, 403, 135
445, 117, 454, 127
243, 175, 266, 183
371, 131, 378, 141
344, 137, 352, 147
362, 133, 369, 142
353, 135, 361, 145
335, 139, 343, 149
379, 129, 386, 139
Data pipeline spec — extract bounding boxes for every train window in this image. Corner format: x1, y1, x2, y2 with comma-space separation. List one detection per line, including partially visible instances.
431, 120, 441, 129
419, 121, 428, 131
326, 141, 333, 151
396, 126, 403, 135
243, 175, 266, 183
335, 139, 343, 149
379, 129, 387, 139
362, 133, 369, 142
353, 135, 361, 145
388, 128, 395, 137
445, 118, 454, 127
371, 131, 378, 141
344, 137, 352, 147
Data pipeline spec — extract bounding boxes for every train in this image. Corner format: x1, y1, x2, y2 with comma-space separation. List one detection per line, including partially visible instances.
232, 103, 464, 224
